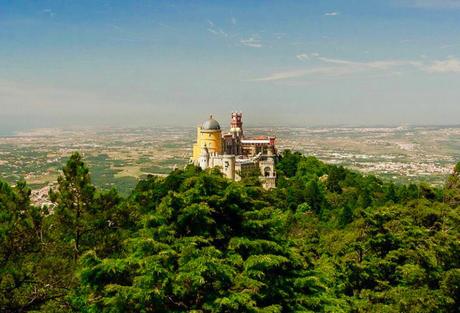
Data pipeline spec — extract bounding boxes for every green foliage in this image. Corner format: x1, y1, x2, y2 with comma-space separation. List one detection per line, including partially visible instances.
238, 166, 262, 187
276, 150, 302, 177
326, 165, 346, 193
49, 152, 97, 259
339, 204, 354, 226
0, 152, 459, 312
49, 152, 129, 260
0, 180, 71, 311
445, 161, 460, 208
73, 171, 317, 312
336, 201, 460, 312
305, 178, 328, 215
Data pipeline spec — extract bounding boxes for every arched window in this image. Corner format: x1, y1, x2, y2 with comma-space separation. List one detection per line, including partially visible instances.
264, 167, 272, 177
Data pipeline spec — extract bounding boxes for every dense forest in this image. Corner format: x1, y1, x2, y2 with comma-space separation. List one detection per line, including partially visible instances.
1, 151, 459, 312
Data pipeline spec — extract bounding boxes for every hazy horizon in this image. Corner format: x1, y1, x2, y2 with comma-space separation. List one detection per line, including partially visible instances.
1, 0, 460, 128
1, 119, 460, 137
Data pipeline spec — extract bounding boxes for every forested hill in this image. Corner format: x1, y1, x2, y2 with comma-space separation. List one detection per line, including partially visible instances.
1, 151, 459, 312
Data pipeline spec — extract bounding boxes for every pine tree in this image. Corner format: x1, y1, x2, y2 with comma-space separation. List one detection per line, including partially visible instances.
445, 162, 460, 207
50, 152, 96, 260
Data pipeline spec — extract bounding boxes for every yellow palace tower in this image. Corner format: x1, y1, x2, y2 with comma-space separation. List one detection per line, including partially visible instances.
192, 115, 223, 161
191, 112, 277, 189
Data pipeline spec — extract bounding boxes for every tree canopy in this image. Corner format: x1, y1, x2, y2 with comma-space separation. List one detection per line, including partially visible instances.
1, 152, 459, 312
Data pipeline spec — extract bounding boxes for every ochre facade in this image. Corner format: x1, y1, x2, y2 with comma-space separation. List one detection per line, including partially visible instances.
192, 126, 222, 161
191, 113, 278, 189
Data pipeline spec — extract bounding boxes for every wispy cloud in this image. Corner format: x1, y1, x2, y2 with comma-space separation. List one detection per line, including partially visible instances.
206, 19, 265, 49
206, 19, 229, 37
439, 43, 460, 49
251, 66, 393, 82
423, 58, 460, 73
317, 56, 421, 69
252, 70, 311, 81
399, 0, 460, 9
252, 54, 460, 82
296, 54, 310, 62
294, 52, 324, 62
207, 28, 228, 37
324, 11, 339, 16
274, 32, 286, 40
41, 9, 55, 18
240, 37, 262, 48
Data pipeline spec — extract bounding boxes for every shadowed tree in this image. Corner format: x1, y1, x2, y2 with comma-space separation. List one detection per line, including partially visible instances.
50, 152, 96, 260
0, 180, 70, 311
305, 178, 328, 215
445, 162, 460, 208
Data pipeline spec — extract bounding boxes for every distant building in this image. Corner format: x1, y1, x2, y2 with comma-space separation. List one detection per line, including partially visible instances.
191, 113, 277, 189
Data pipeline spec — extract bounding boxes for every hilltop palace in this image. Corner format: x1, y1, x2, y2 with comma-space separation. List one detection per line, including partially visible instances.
191, 113, 277, 189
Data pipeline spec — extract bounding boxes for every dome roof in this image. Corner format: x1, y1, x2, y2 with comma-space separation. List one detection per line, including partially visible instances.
201, 115, 221, 131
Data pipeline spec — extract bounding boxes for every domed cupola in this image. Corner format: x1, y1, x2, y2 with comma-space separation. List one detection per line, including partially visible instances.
201, 115, 221, 131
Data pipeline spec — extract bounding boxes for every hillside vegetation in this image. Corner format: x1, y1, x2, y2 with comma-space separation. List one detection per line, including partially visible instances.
1, 151, 459, 312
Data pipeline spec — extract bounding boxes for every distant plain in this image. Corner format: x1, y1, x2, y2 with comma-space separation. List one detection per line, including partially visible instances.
0, 126, 458, 195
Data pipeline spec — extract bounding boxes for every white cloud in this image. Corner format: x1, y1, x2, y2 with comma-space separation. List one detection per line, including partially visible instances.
324, 11, 339, 16
423, 58, 460, 73
41, 9, 55, 17
399, 0, 460, 9
207, 28, 228, 37
316, 57, 355, 65
296, 52, 322, 61
296, 54, 310, 61
252, 54, 460, 82
251, 70, 310, 81
252, 67, 358, 82
206, 19, 230, 38
440, 43, 460, 49
316, 56, 421, 69
240, 37, 262, 48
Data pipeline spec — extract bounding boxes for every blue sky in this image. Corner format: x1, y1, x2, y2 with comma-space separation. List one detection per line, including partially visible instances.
1, 0, 460, 130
